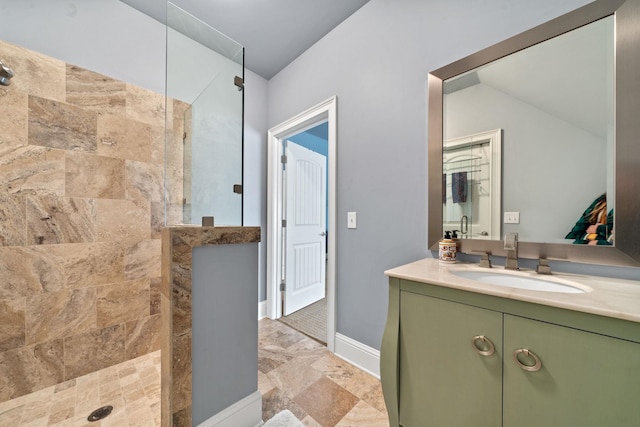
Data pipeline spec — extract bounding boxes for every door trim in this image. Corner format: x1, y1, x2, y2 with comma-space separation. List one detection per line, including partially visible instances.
267, 96, 337, 352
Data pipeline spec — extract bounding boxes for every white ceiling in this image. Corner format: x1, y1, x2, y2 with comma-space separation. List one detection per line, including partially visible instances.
121, 0, 370, 80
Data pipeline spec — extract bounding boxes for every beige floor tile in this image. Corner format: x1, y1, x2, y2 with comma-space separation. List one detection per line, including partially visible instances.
122, 385, 146, 405
75, 398, 102, 418
0, 403, 25, 425
125, 403, 155, 427
76, 374, 99, 388
47, 407, 75, 425
301, 414, 322, 426
293, 377, 359, 427
261, 387, 308, 422
0, 393, 26, 410
24, 387, 54, 404
335, 400, 389, 426
21, 400, 51, 424
47, 396, 75, 424
98, 367, 119, 385
98, 396, 125, 414
20, 418, 49, 427
99, 407, 127, 427
137, 365, 159, 379
141, 381, 161, 402
260, 319, 389, 426
150, 401, 161, 427
119, 374, 140, 389
267, 357, 324, 399
259, 317, 289, 336
1, 350, 160, 426
76, 387, 99, 405
2, 318, 391, 427
118, 363, 137, 375
53, 380, 76, 395
258, 370, 276, 394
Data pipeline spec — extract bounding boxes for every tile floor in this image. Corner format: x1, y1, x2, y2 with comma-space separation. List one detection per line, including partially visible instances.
0, 351, 161, 427
259, 318, 389, 426
0, 319, 388, 427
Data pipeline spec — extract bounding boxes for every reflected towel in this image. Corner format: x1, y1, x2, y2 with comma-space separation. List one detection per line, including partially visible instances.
452, 172, 467, 203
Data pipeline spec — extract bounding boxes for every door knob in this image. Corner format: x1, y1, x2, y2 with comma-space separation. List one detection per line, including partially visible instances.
319, 231, 327, 237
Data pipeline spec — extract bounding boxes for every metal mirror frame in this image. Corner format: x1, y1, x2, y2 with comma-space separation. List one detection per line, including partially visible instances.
428, 0, 640, 267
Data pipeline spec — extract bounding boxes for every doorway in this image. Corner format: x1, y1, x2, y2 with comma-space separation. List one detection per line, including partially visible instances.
267, 97, 337, 351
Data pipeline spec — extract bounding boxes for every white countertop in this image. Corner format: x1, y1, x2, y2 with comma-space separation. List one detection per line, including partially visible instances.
385, 258, 640, 324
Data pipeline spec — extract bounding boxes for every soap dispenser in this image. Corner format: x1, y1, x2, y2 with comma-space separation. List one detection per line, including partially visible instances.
451, 230, 460, 252
439, 231, 457, 263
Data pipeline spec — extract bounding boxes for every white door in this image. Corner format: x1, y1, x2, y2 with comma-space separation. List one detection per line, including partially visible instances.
283, 141, 327, 315
443, 129, 502, 240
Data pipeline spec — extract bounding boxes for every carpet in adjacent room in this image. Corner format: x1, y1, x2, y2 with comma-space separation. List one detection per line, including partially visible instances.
278, 298, 326, 344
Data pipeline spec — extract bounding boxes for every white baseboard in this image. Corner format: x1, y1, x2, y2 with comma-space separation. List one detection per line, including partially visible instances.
258, 300, 267, 319
334, 333, 380, 379
196, 390, 263, 427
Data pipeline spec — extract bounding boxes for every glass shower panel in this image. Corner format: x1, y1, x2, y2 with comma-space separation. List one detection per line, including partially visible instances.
165, 2, 244, 226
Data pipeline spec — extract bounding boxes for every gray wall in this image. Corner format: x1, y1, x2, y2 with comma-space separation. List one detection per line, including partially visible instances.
0, 0, 165, 94
192, 243, 258, 424
266, 0, 640, 350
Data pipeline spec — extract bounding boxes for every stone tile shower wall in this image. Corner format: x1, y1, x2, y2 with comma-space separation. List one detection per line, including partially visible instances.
0, 40, 185, 402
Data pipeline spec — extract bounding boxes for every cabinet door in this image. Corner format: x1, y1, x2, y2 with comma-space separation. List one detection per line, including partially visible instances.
504, 314, 640, 427
399, 292, 503, 426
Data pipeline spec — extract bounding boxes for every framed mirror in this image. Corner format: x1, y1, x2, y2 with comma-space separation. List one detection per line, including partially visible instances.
428, 0, 640, 267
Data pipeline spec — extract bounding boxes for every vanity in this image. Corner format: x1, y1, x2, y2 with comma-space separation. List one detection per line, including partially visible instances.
381, 259, 640, 426
381, 0, 640, 424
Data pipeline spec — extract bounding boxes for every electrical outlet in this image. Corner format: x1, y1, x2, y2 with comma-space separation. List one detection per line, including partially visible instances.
347, 212, 357, 229
504, 212, 520, 224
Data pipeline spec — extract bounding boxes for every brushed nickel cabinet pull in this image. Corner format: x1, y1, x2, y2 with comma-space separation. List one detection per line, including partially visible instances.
513, 348, 542, 372
471, 335, 495, 357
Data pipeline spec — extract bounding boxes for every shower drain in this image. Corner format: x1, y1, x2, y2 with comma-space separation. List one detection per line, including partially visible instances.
87, 405, 113, 422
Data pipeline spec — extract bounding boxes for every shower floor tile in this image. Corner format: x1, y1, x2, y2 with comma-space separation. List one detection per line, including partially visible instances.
0, 350, 161, 427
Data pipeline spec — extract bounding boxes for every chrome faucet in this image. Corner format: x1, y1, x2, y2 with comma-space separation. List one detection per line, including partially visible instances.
504, 232, 518, 270
536, 258, 552, 275
478, 252, 492, 268
0, 59, 14, 86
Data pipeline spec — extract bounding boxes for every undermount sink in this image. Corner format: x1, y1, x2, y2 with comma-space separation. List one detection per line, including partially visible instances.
451, 269, 590, 293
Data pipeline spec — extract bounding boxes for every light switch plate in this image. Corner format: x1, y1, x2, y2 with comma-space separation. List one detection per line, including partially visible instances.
347, 212, 357, 229
504, 211, 520, 224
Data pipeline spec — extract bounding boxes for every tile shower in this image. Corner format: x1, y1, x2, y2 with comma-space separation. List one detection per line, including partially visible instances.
0, 39, 185, 406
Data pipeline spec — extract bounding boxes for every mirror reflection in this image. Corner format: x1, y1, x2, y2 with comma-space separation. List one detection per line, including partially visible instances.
442, 15, 614, 245
443, 129, 502, 240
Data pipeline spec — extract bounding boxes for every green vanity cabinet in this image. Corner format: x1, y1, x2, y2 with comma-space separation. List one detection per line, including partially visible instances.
399, 291, 503, 426
503, 314, 640, 426
381, 277, 640, 427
